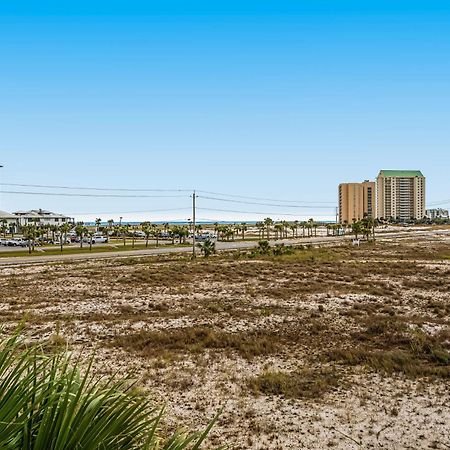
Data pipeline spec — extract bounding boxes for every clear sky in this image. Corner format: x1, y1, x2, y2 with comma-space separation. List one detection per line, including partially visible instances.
1, 1, 449, 222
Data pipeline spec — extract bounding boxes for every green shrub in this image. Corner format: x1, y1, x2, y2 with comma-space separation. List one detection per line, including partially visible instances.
0, 332, 220, 449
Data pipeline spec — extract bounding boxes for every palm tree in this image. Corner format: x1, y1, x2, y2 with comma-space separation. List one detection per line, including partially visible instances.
48, 224, 58, 243
293, 220, 299, 238
179, 225, 189, 243
224, 227, 234, 241
36, 227, 46, 248
351, 221, 363, 240
263, 217, 273, 240
87, 230, 94, 251
8, 223, 15, 239
141, 222, 152, 247
120, 225, 129, 247
152, 224, 160, 246
301, 221, 306, 237
130, 225, 136, 248
59, 223, 72, 252
107, 218, 114, 230
95, 217, 102, 232
21, 224, 36, 254
255, 222, 264, 239
240, 222, 248, 240
274, 223, 283, 240
289, 223, 296, 238
233, 223, 241, 240
0, 219, 8, 238
163, 222, 169, 238
75, 222, 86, 248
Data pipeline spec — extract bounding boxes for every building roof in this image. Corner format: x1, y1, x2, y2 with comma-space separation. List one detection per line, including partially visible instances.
0, 210, 17, 219
379, 170, 424, 178
12, 209, 70, 218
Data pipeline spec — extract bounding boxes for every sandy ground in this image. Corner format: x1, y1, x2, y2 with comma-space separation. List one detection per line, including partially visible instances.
0, 231, 449, 449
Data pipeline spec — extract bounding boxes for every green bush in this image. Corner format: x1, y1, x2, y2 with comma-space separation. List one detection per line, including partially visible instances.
0, 332, 221, 449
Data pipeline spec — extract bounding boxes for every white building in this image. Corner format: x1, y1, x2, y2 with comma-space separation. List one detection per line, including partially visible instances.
0, 210, 20, 232
426, 208, 449, 220
12, 209, 74, 227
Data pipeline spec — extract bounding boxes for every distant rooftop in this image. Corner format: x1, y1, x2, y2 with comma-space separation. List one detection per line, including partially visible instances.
12, 209, 70, 218
379, 170, 424, 178
0, 210, 17, 219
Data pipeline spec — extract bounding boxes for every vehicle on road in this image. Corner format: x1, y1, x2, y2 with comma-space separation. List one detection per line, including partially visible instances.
195, 232, 218, 242
86, 235, 109, 244
0, 238, 28, 247
11, 238, 29, 247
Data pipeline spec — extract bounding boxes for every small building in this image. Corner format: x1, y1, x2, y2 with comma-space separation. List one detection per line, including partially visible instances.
12, 209, 75, 227
426, 208, 449, 221
0, 210, 20, 233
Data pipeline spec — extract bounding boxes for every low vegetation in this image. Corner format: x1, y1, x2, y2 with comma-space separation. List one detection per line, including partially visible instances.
1, 237, 450, 448
248, 368, 340, 399
0, 332, 218, 449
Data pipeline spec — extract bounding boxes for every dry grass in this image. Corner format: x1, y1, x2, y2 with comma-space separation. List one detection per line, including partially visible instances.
248, 368, 341, 399
1, 236, 450, 449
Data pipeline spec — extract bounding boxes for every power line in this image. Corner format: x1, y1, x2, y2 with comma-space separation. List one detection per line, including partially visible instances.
0, 190, 188, 199
197, 189, 335, 204
0, 182, 191, 193
0, 183, 335, 204
426, 199, 450, 206
66, 207, 191, 215
198, 195, 336, 209
197, 207, 334, 217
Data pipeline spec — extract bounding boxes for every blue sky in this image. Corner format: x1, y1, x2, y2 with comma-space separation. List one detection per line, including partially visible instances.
1, 1, 449, 222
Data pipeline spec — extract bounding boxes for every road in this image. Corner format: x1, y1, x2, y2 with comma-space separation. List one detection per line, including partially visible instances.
0, 235, 343, 267
0, 228, 448, 267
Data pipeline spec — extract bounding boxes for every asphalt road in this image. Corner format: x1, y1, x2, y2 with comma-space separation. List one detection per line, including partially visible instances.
0, 235, 343, 267
0, 229, 447, 267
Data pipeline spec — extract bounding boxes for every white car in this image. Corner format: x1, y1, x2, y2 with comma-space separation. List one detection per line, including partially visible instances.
11, 238, 28, 247
88, 235, 109, 244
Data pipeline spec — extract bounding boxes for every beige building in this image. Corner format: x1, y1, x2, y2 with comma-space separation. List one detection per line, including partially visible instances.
339, 181, 376, 224
376, 170, 425, 221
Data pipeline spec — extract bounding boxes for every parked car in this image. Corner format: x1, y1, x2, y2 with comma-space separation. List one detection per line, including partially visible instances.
10, 238, 28, 247
195, 233, 217, 242
87, 235, 109, 244
0, 238, 28, 247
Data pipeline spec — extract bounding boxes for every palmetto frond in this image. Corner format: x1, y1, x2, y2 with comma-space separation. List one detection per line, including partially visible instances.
0, 332, 221, 450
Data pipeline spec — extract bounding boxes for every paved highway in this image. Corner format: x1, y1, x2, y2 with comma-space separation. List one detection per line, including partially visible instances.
0, 235, 344, 267
0, 228, 447, 267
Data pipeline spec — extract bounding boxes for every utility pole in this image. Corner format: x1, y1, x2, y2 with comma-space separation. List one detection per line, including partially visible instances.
335, 207, 338, 224
192, 190, 196, 258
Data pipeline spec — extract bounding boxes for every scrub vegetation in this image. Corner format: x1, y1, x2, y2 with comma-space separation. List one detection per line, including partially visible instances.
0, 233, 449, 449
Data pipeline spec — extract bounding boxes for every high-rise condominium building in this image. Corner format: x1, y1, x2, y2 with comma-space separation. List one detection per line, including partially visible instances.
339, 181, 376, 224
376, 170, 425, 221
